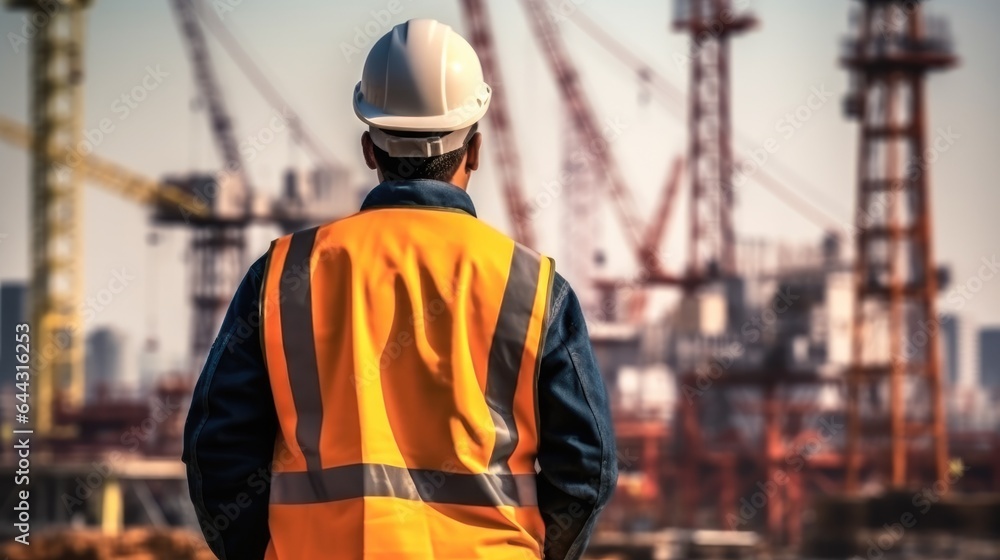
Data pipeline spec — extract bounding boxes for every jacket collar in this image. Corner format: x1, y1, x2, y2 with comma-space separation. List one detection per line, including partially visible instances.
360, 179, 477, 218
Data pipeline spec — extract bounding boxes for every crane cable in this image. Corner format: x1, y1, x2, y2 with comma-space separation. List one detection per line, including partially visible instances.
190, 1, 344, 174
562, 6, 847, 232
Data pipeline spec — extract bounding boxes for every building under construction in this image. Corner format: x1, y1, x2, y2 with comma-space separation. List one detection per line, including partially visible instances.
0, 0, 998, 558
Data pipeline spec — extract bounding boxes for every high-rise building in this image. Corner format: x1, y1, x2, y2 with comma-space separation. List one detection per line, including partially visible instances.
940, 314, 959, 386
978, 327, 1000, 392
0, 283, 30, 384
0, 283, 30, 429
85, 327, 126, 402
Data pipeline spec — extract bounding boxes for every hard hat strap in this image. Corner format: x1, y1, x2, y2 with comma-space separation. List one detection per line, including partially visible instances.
369, 126, 475, 158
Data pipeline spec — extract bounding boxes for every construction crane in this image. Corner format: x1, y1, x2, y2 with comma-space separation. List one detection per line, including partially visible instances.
519, 0, 646, 255
519, 0, 747, 292
639, 157, 684, 276
4, 0, 338, 432
624, 157, 684, 321
672, 0, 756, 278
189, 0, 345, 175
168, 0, 253, 365
457, 0, 536, 248
563, 5, 844, 234
0, 109, 211, 434
0, 118, 209, 219
7, 0, 91, 435
170, 0, 250, 192
561, 120, 605, 317
843, 0, 955, 493
168, 0, 351, 361
521, 0, 689, 323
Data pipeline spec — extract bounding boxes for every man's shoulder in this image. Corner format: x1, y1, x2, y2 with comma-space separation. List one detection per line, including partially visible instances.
546, 271, 584, 330
550, 271, 572, 308
248, 252, 269, 282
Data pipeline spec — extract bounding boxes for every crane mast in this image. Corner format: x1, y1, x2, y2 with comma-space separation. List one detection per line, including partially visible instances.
843, 0, 955, 493
9, 0, 92, 435
673, 0, 755, 278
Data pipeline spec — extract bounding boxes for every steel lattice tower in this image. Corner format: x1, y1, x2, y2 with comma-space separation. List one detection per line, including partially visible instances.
843, 0, 956, 492
673, 0, 755, 279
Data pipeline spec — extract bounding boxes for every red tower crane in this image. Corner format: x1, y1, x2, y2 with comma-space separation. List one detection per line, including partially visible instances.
520, 0, 687, 323
639, 157, 685, 276
842, 0, 955, 492
521, 0, 758, 314
564, 6, 843, 235
626, 157, 684, 321
519, 0, 646, 254
458, 0, 536, 248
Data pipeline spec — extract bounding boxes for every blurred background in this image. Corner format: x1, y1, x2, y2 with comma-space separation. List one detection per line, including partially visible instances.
0, 0, 998, 558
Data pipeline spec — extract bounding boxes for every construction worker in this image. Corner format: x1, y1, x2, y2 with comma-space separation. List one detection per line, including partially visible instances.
182, 18, 616, 560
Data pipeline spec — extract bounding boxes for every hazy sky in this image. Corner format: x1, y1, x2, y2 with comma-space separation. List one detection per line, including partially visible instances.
1, 0, 998, 378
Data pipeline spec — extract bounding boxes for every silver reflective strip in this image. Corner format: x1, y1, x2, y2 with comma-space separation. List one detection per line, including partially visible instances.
279, 228, 325, 476
270, 463, 537, 507
486, 245, 541, 477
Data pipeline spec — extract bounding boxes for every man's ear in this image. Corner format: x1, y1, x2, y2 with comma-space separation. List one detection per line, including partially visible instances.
362, 131, 378, 170
465, 132, 482, 172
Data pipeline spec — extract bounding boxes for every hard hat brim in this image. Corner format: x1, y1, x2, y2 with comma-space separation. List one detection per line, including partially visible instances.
353, 82, 492, 133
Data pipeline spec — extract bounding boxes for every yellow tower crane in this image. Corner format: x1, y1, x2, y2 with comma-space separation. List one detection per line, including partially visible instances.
5, 0, 214, 436
7, 0, 91, 435
4, 0, 344, 437
7, 0, 90, 433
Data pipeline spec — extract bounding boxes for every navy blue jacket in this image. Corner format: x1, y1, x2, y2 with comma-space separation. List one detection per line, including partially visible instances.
182, 179, 618, 559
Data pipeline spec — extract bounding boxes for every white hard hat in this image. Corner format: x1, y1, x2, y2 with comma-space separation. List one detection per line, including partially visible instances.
354, 18, 492, 157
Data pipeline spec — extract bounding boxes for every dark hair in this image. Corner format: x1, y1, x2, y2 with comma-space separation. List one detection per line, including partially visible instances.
372, 124, 477, 182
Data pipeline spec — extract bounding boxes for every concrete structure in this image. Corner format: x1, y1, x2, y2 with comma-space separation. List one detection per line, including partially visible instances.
979, 327, 1000, 392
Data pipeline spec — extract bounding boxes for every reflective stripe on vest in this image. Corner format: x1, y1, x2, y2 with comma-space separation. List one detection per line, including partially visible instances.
261, 207, 554, 559
270, 464, 538, 507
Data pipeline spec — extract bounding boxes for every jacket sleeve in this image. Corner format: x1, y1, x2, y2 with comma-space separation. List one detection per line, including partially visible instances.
535, 274, 618, 560
182, 254, 277, 560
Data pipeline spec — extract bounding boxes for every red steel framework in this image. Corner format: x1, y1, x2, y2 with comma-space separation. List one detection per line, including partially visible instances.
169, 0, 348, 365
672, 0, 755, 279
519, 0, 646, 254
561, 119, 605, 317
674, 372, 840, 545
842, 0, 956, 492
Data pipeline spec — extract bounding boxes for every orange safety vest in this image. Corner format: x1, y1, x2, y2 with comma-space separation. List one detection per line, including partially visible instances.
260, 206, 555, 559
